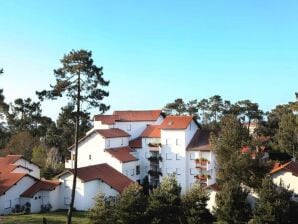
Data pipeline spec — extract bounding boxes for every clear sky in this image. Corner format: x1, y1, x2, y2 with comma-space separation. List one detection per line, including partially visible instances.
0, 0, 297, 120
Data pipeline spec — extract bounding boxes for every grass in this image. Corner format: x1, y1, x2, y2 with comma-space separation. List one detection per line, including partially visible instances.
0, 211, 89, 224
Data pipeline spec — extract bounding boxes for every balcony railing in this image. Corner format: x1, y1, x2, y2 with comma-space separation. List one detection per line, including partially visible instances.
148, 155, 163, 163
148, 142, 162, 147
148, 169, 162, 177
195, 158, 210, 169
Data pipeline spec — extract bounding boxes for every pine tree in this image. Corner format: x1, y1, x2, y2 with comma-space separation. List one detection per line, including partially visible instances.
146, 175, 182, 223
181, 183, 214, 224
253, 178, 292, 224
214, 181, 251, 224
36, 49, 109, 224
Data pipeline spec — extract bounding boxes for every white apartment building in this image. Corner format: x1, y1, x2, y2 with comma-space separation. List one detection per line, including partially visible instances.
66, 110, 217, 194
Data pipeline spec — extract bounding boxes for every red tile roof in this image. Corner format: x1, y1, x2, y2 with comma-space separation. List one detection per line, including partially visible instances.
63, 163, 134, 193
96, 128, 130, 138
187, 130, 212, 151
105, 147, 138, 163
160, 116, 198, 130
129, 137, 142, 149
113, 110, 163, 122
270, 161, 298, 176
0, 173, 36, 195
141, 125, 161, 138
0, 155, 22, 172
21, 180, 61, 198
94, 115, 119, 125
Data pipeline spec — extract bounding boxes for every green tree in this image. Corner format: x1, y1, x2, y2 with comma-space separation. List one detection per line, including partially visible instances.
31, 144, 47, 167
163, 98, 186, 115
253, 178, 292, 224
276, 113, 298, 158
114, 183, 147, 224
0, 68, 10, 148
209, 95, 223, 122
197, 98, 209, 124
214, 181, 251, 224
146, 175, 182, 224
88, 193, 117, 224
185, 99, 199, 118
36, 49, 109, 224
6, 131, 38, 159
181, 183, 213, 224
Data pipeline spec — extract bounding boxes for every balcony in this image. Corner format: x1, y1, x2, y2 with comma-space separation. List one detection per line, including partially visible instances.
148, 169, 162, 178
148, 142, 162, 151
195, 158, 210, 170
148, 155, 163, 163
194, 174, 211, 185
65, 159, 74, 169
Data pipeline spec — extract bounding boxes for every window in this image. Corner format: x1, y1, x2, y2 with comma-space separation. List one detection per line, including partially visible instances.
166, 138, 169, 145
107, 140, 110, 147
190, 153, 195, 160
4, 200, 11, 209
176, 153, 181, 160
121, 138, 124, 146
166, 153, 172, 160
89, 154, 92, 160
131, 169, 134, 176
176, 168, 181, 175
190, 168, 196, 175
136, 165, 140, 175
127, 124, 131, 131
176, 138, 179, 146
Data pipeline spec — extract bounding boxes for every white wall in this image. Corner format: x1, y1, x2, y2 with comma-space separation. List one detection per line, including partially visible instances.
14, 159, 40, 179
272, 170, 298, 200
0, 176, 36, 215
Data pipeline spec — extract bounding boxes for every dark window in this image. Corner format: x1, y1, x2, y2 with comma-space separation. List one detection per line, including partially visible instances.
136, 165, 140, 175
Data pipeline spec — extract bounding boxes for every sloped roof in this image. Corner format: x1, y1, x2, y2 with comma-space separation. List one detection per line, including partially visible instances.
0, 173, 36, 196
105, 147, 138, 163
0, 155, 38, 174
96, 128, 130, 138
140, 125, 161, 138
160, 116, 199, 130
187, 130, 212, 151
270, 161, 298, 176
129, 137, 142, 149
21, 180, 61, 198
113, 110, 163, 122
60, 164, 133, 193
94, 115, 119, 125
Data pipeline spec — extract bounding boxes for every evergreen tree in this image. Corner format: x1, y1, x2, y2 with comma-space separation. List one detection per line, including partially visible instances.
276, 113, 298, 158
88, 193, 117, 224
31, 144, 47, 167
214, 181, 251, 224
163, 98, 186, 115
209, 95, 223, 122
36, 49, 109, 224
181, 183, 213, 224
146, 175, 182, 224
197, 98, 209, 124
253, 178, 292, 224
114, 183, 147, 224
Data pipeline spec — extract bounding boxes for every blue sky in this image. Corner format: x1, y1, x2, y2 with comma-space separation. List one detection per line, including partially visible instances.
0, 1, 297, 120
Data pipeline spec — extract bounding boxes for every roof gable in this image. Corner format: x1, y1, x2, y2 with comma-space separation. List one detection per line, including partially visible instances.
105, 147, 138, 163
187, 130, 212, 151
141, 125, 161, 138
160, 116, 199, 130
21, 180, 61, 198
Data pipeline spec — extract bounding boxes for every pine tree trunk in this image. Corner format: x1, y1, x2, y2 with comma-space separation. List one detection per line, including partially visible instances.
67, 74, 81, 224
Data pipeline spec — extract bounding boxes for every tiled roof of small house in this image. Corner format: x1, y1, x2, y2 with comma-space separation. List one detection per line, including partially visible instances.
160, 116, 199, 130
129, 137, 142, 149
21, 180, 61, 198
113, 110, 163, 122
0, 173, 36, 196
105, 146, 138, 163
96, 128, 130, 138
94, 115, 119, 125
270, 161, 298, 176
187, 130, 212, 151
61, 164, 133, 193
140, 125, 161, 138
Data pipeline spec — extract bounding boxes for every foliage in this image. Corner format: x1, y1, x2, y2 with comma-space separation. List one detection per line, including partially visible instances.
253, 178, 292, 224
276, 113, 298, 158
146, 175, 182, 223
31, 144, 47, 167
88, 193, 117, 224
181, 183, 214, 224
214, 181, 251, 224
6, 131, 38, 160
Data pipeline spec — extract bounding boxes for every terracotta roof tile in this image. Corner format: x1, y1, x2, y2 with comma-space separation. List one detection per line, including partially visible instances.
21, 180, 61, 198
160, 116, 198, 130
105, 147, 138, 163
140, 125, 161, 138
94, 115, 119, 125
187, 130, 212, 151
270, 161, 298, 176
66, 163, 134, 193
129, 137, 142, 149
0, 173, 31, 195
96, 128, 130, 138
113, 110, 163, 122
